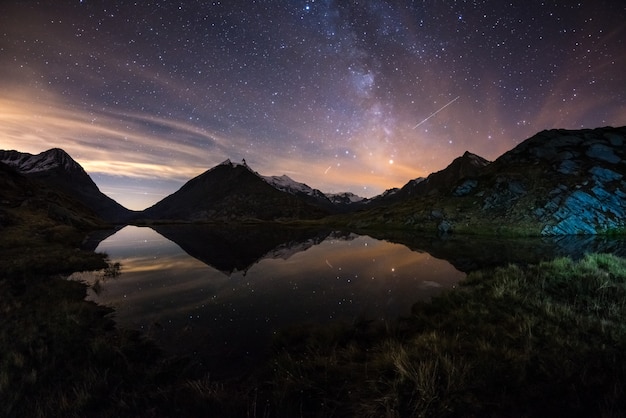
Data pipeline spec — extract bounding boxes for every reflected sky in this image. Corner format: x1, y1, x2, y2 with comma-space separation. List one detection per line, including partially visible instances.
72, 225, 465, 376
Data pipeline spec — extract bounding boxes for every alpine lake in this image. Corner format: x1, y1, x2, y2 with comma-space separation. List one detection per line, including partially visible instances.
71, 224, 626, 379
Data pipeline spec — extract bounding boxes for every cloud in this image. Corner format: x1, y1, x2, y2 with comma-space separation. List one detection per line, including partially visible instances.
0, 89, 239, 180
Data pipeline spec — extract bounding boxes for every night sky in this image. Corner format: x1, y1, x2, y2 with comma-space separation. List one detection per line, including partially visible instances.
1, 1, 624, 210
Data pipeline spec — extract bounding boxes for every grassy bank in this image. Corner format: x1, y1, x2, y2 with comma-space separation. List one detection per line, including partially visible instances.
265, 253, 626, 417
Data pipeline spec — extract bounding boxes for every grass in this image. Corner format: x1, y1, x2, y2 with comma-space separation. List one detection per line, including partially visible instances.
265, 253, 626, 417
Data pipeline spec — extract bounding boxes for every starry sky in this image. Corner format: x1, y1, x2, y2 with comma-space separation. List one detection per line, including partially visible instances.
1, 1, 625, 210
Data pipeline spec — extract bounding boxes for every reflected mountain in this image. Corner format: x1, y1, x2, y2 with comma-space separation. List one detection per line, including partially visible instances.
151, 224, 332, 274
88, 225, 626, 275
365, 229, 626, 272
81, 227, 126, 252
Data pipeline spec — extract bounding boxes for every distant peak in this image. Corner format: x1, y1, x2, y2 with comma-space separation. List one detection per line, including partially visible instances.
0, 147, 82, 174
219, 158, 251, 168
457, 151, 490, 166
46, 147, 69, 155
42, 148, 82, 169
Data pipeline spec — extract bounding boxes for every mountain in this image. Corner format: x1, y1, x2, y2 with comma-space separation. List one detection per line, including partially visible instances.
0, 148, 132, 223
3, 125, 624, 235
362, 151, 490, 209
346, 126, 626, 236
326, 192, 367, 205
477, 126, 626, 235
0, 161, 104, 230
140, 159, 329, 221
261, 174, 374, 212
389, 151, 491, 202
262, 173, 336, 211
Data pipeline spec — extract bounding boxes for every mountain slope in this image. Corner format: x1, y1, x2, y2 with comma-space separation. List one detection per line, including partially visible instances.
478, 126, 626, 235
0, 161, 104, 231
345, 126, 626, 236
326, 192, 367, 206
141, 160, 329, 221
0, 149, 132, 223
395, 151, 491, 199
262, 173, 336, 211
363, 151, 490, 209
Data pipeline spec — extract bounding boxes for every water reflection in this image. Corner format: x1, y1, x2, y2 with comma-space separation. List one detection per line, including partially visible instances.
366, 230, 626, 272
151, 224, 332, 274
73, 225, 465, 377
73, 225, 626, 377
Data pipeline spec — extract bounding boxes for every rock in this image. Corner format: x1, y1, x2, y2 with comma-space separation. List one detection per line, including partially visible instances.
533, 207, 546, 218
438, 220, 453, 235
507, 180, 526, 195
542, 189, 625, 235
430, 210, 444, 219
604, 132, 624, 147
453, 179, 478, 196
589, 166, 623, 183
586, 144, 621, 164
591, 186, 625, 218
544, 197, 561, 212
482, 178, 526, 210
558, 159, 579, 175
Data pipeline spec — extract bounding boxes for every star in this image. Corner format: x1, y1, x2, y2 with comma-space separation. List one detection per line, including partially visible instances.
0, 0, 623, 210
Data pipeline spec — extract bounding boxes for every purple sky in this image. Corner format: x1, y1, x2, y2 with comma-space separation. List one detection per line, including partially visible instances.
1, 0, 624, 209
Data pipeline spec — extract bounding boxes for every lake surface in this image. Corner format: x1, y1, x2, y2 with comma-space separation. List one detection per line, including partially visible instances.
72, 225, 626, 377
72, 225, 466, 376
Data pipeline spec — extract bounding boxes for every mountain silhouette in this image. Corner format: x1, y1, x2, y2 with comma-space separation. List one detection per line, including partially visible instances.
140, 159, 329, 221
0, 148, 132, 223
3, 125, 624, 235
0, 161, 104, 229
347, 126, 626, 236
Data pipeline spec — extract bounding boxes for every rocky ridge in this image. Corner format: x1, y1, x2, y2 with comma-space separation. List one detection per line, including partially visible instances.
348, 126, 626, 236
493, 127, 626, 235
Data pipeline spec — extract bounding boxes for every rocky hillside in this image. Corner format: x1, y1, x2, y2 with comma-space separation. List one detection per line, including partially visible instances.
345, 126, 626, 236
140, 159, 329, 222
0, 161, 105, 232
482, 126, 626, 235
371, 151, 490, 206
0, 149, 133, 223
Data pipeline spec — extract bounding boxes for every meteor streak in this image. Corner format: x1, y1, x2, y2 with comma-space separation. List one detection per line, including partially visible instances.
412, 96, 460, 129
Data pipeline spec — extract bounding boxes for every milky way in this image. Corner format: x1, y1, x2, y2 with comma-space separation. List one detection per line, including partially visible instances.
1, 1, 624, 209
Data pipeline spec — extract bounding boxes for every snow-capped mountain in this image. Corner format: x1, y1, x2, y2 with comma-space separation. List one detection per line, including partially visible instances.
0, 148, 83, 174
0, 148, 133, 223
262, 174, 331, 201
141, 159, 330, 221
326, 192, 367, 205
